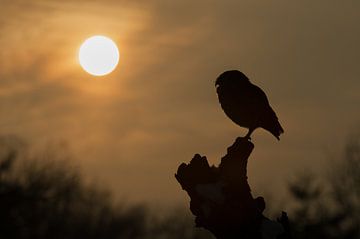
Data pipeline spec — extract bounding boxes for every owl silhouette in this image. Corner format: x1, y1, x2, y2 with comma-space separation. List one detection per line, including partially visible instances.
216, 70, 284, 140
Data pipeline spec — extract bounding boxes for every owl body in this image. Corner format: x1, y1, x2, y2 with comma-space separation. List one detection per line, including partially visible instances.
216, 70, 284, 140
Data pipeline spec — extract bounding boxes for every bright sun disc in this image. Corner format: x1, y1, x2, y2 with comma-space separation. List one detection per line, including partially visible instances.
79, 35, 119, 76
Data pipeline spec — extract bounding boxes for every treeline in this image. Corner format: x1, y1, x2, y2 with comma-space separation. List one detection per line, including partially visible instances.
0, 136, 211, 239
0, 135, 359, 239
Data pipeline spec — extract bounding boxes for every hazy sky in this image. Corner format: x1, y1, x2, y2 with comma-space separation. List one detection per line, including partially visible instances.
0, 0, 359, 207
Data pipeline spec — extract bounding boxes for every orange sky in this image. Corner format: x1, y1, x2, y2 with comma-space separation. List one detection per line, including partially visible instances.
0, 0, 359, 207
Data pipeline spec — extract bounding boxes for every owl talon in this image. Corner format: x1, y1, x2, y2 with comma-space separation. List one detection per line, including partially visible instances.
244, 128, 254, 141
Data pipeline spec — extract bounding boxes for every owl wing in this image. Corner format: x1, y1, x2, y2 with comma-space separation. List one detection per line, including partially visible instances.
239, 83, 271, 125
248, 84, 284, 139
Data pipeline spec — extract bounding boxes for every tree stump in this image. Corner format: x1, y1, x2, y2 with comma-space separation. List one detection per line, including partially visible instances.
175, 137, 289, 239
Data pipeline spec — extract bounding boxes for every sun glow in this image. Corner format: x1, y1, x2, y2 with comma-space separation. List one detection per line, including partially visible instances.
79, 35, 119, 76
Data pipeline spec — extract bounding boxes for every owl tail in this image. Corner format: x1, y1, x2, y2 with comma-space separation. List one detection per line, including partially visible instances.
266, 120, 284, 140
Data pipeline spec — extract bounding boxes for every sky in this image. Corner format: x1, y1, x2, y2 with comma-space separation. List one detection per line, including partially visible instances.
0, 0, 359, 208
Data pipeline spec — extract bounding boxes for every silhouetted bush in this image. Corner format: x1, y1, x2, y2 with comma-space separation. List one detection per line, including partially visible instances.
288, 136, 360, 239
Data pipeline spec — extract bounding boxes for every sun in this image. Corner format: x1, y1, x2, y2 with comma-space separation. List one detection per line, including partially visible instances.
79, 35, 119, 76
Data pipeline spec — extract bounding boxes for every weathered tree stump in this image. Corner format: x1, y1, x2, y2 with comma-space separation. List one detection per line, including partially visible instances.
175, 137, 289, 239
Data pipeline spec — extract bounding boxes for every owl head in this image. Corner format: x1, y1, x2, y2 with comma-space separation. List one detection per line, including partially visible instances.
215, 70, 250, 88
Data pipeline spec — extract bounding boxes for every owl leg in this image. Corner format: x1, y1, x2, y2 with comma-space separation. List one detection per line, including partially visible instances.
245, 128, 255, 140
